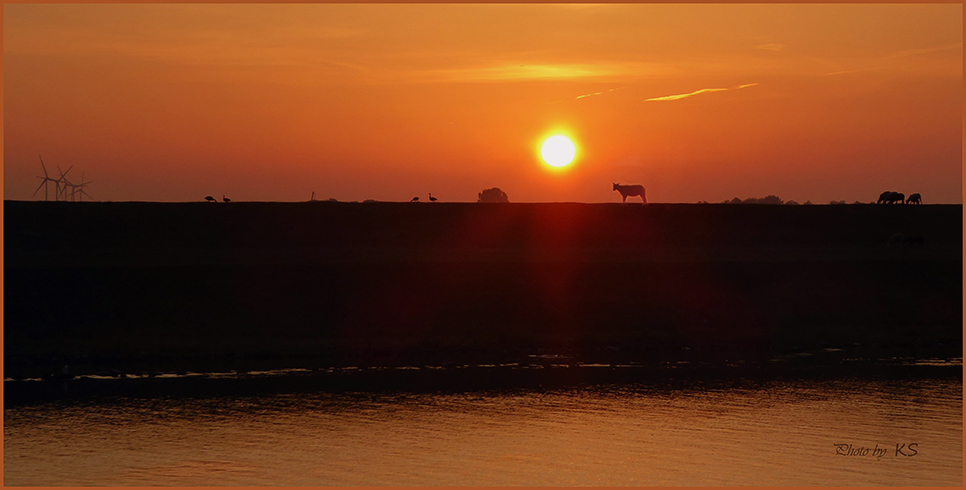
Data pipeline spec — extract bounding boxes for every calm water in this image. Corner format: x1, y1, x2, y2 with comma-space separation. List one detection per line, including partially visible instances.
4, 377, 961, 486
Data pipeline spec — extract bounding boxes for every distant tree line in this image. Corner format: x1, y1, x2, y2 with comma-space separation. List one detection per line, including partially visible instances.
723, 195, 784, 205
698, 196, 866, 205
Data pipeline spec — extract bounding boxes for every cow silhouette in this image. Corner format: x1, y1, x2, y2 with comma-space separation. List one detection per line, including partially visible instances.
613, 183, 647, 203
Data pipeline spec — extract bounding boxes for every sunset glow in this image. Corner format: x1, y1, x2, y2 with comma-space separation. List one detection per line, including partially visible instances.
4, 5, 962, 485
2, 4, 961, 203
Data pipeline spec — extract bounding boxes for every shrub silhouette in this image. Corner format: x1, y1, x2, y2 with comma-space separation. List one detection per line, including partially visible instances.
478, 187, 509, 203
723, 195, 784, 205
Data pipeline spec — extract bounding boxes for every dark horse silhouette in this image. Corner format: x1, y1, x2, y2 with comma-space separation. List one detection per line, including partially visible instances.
907, 193, 922, 205
613, 183, 647, 203
877, 191, 904, 204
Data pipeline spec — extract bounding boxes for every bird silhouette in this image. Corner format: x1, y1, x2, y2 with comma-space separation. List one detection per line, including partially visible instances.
429, 193, 437, 202
223, 195, 231, 203
205, 196, 215, 202
410, 196, 419, 202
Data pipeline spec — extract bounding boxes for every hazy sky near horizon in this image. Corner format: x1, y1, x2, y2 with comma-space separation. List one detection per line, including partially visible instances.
4, 4, 962, 203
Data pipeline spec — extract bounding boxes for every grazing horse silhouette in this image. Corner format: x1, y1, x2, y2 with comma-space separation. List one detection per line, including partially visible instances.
907, 193, 922, 205
878, 191, 904, 204
613, 183, 647, 203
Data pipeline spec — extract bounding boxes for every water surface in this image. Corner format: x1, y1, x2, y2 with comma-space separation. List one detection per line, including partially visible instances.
4, 377, 961, 486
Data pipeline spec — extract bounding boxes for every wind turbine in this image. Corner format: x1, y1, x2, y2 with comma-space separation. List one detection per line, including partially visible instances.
31, 155, 59, 201
56, 165, 74, 201
71, 172, 94, 202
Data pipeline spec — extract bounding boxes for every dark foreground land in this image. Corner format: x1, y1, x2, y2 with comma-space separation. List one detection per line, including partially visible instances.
5, 201, 962, 386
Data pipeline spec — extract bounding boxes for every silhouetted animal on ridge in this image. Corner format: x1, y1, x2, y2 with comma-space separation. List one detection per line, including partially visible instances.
613, 183, 647, 203
878, 191, 904, 204
410, 196, 419, 202
429, 193, 437, 202
907, 193, 922, 204
223, 195, 231, 203
205, 196, 216, 202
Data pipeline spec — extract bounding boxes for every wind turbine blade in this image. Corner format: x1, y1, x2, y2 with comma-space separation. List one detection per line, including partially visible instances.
59, 165, 73, 179
81, 189, 94, 201
31, 180, 47, 197
39, 155, 49, 177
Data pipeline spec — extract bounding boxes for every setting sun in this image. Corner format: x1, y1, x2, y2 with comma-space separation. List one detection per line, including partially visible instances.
541, 135, 576, 167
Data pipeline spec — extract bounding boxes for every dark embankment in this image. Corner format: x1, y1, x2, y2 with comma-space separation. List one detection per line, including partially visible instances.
5, 201, 962, 381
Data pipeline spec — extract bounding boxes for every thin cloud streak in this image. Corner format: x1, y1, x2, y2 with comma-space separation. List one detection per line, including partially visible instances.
645, 82, 758, 102
574, 86, 627, 100
409, 62, 667, 83
889, 42, 962, 58
756, 43, 785, 51
821, 43, 961, 77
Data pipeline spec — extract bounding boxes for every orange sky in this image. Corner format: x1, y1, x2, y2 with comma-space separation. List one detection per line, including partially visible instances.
3, 4, 962, 203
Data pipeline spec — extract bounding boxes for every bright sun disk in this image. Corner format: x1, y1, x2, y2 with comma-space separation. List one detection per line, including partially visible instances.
541, 135, 576, 167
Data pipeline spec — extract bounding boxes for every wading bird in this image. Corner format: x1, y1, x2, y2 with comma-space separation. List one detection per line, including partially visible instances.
429, 193, 437, 202
410, 196, 419, 202
205, 196, 216, 202
223, 195, 231, 203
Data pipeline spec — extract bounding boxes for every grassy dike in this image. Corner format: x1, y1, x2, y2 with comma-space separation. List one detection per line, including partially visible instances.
4, 201, 962, 379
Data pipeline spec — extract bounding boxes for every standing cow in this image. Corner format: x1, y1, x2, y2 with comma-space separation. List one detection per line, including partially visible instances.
613, 183, 647, 204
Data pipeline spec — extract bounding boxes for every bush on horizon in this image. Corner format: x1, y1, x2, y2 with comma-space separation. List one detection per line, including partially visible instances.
478, 187, 509, 203
723, 195, 784, 205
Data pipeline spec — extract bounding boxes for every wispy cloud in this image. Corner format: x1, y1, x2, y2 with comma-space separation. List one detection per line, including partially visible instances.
413, 63, 617, 83
645, 82, 758, 102
889, 42, 962, 58
822, 43, 961, 77
403, 61, 669, 84
756, 43, 785, 51
574, 86, 627, 100
822, 67, 882, 76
